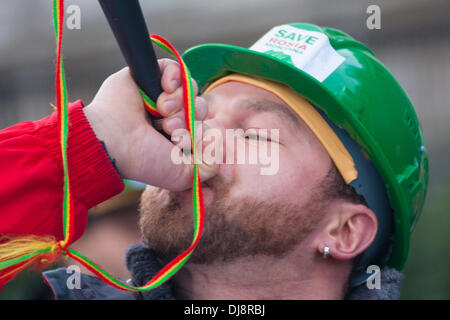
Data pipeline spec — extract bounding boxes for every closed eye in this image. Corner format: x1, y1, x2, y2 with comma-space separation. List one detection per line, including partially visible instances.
244, 134, 272, 142
244, 128, 278, 143
245, 133, 263, 140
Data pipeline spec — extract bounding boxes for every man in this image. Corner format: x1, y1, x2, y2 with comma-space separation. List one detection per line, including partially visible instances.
0, 23, 427, 299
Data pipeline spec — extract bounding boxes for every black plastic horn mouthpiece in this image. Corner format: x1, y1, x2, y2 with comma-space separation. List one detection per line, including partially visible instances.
98, 0, 168, 138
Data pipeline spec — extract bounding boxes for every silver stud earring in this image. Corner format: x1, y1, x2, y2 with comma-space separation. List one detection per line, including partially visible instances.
323, 246, 330, 258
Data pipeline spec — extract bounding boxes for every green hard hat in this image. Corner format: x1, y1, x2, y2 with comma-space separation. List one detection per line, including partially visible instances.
182, 22, 428, 284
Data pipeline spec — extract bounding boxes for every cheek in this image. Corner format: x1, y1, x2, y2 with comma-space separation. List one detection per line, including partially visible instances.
224, 148, 326, 204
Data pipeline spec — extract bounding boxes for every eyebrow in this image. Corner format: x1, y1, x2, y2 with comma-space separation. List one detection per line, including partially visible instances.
240, 98, 303, 131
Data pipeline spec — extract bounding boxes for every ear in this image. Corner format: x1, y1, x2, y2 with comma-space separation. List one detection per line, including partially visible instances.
317, 201, 378, 260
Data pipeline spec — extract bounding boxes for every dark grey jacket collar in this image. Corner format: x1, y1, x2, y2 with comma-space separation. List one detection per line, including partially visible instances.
43, 243, 403, 300
43, 243, 175, 300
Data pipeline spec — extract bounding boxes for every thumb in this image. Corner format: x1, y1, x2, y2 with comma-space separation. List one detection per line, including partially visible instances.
121, 125, 194, 191
132, 123, 220, 192
165, 124, 220, 189
193, 123, 221, 183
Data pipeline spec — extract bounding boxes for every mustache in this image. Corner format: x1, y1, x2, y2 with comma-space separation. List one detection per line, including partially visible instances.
164, 173, 234, 215
174, 173, 231, 196
201, 174, 233, 201
202, 175, 222, 190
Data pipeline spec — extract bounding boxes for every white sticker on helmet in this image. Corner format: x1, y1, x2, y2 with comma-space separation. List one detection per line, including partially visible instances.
249, 25, 345, 82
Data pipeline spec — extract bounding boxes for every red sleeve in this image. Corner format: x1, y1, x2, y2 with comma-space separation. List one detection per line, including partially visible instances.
0, 100, 124, 244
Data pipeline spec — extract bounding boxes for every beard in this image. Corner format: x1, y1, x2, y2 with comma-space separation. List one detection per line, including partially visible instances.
139, 171, 331, 265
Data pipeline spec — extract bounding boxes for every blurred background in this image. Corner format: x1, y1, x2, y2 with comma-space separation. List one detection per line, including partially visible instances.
0, 0, 449, 299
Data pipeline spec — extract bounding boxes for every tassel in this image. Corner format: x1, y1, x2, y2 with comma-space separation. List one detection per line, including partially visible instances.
0, 235, 62, 277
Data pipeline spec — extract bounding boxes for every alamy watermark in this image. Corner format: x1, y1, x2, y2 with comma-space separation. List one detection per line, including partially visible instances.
66, 265, 81, 289
366, 5, 381, 30
366, 265, 381, 289
66, 4, 81, 30
170, 122, 280, 176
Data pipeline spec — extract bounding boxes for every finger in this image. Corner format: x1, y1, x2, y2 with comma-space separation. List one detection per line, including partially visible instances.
186, 123, 221, 182
159, 58, 181, 93
189, 77, 199, 97
157, 86, 184, 117
157, 84, 207, 118
193, 96, 208, 121
162, 114, 185, 135
161, 96, 209, 135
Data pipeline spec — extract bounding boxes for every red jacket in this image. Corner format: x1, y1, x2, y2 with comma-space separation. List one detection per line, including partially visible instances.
0, 100, 124, 290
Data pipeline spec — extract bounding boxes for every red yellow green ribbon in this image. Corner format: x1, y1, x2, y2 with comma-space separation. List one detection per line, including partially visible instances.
0, 0, 204, 292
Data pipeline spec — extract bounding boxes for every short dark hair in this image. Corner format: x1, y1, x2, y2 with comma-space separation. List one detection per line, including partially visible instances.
322, 162, 367, 206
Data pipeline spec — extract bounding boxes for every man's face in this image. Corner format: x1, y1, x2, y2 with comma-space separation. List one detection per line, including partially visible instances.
139, 81, 334, 263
